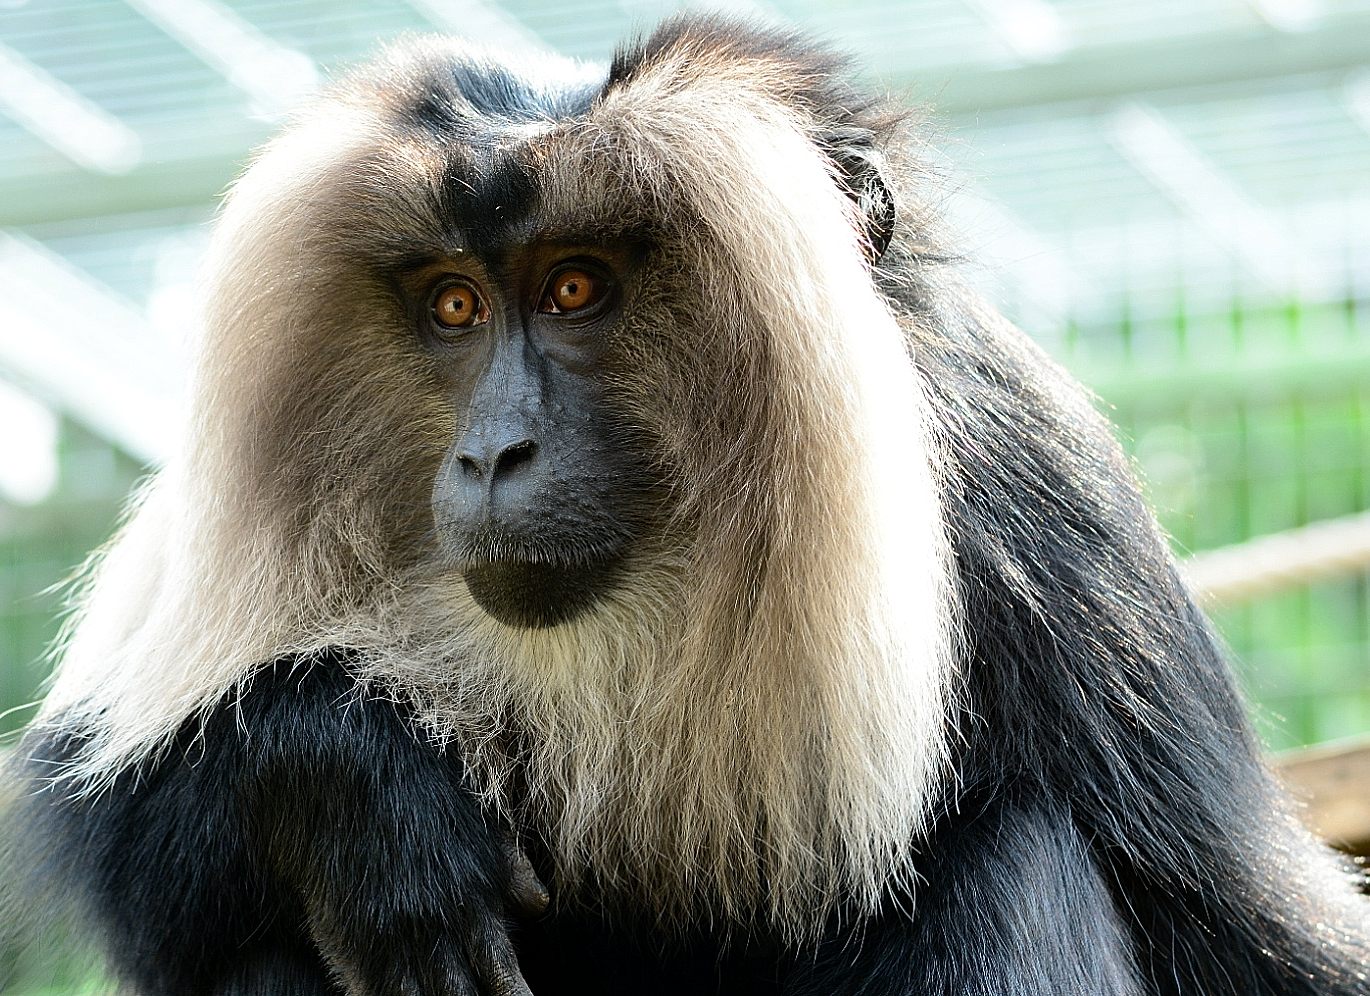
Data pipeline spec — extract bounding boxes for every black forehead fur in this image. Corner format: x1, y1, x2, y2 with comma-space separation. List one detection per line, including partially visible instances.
365, 46, 605, 255
405, 57, 599, 136
354, 16, 900, 260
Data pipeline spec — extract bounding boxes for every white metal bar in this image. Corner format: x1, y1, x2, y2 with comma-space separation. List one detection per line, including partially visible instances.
0, 379, 59, 506
0, 232, 180, 463
959, 0, 1071, 63
1245, 0, 1324, 33
1108, 102, 1300, 293
123, 0, 318, 118
0, 42, 142, 174
404, 0, 548, 53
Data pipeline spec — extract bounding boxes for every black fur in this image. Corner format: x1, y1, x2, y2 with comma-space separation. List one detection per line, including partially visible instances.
903, 273, 1370, 991
374, 46, 601, 258
18, 657, 523, 995
10, 15, 1369, 996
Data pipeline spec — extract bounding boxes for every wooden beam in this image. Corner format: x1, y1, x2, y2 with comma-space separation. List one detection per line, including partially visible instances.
1278, 736, 1370, 857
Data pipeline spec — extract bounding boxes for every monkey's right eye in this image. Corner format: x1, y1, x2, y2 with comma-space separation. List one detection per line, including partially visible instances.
538, 265, 610, 316
430, 282, 489, 332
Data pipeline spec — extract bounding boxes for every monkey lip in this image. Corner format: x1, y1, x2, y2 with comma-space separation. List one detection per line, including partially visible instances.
460, 555, 621, 629
436, 514, 638, 629
449, 525, 628, 629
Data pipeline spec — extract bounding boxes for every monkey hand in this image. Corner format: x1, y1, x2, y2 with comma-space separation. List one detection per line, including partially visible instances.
311, 831, 549, 996
373, 912, 533, 996
410, 832, 548, 996
410, 833, 549, 995
323, 886, 540, 996
501, 828, 551, 918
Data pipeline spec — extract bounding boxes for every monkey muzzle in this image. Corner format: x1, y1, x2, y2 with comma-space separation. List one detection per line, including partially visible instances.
431, 447, 633, 630
460, 554, 622, 629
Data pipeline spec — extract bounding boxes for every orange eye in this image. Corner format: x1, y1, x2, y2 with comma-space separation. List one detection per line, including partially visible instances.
540, 267, 607, 315
431, 282, 487, 330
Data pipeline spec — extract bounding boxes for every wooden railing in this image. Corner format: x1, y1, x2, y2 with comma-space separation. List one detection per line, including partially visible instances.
1278, 735, 1370, 858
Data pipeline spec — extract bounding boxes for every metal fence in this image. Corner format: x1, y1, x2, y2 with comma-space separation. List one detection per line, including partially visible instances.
1075, 292, 1370, 749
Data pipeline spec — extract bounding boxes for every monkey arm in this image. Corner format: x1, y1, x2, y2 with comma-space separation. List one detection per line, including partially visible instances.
241, 655, 539, 996
783, 799, 1143, 996
19, 654, 538, 996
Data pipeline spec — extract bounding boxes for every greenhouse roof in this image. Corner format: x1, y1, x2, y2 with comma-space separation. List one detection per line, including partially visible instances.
2, 0, 1369, 460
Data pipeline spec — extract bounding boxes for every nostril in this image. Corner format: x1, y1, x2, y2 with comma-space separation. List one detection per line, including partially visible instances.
454, 438, 537, 487
492, 439, 537, 481
457, 453, 484, 480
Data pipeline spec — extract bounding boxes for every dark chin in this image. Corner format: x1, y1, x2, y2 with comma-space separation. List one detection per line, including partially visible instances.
461, 558, 620, 629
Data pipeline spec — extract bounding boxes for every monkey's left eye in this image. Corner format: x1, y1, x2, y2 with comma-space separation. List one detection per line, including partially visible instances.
538, 266, 609, 316
431, 281, 489, 332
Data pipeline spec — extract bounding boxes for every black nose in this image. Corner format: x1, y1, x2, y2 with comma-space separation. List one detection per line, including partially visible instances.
457, 438, 538, 483
435, 431, 545, 537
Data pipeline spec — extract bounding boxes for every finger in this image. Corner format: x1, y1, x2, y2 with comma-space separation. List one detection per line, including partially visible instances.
423, 950, 480, 996
500, 831, 550, 916
470, 919, 534, 996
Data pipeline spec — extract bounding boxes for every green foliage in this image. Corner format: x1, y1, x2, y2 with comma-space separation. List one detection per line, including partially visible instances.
0, 423, 142, 739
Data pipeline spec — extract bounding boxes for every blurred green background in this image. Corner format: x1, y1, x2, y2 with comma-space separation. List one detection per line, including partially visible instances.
2, 0, 1369, 991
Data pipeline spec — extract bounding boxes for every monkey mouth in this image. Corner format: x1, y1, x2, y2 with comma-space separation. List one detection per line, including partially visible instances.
460, 555, 622, 629
434, 509, 639, 629
443, 528, 630, 629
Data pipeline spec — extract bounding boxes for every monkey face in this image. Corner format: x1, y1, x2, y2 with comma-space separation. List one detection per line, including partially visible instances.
203, 40, 904, 643
412, 243, 657, 629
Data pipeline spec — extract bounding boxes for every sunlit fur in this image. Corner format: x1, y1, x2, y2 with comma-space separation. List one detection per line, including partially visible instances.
37, 36, 958, 937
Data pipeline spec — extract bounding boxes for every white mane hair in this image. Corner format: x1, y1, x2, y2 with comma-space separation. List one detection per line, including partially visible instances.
38, 31, 961, 939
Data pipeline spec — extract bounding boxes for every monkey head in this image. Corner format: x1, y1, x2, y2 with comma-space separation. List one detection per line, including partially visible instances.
188, 33, 913, 642
27, 23, 1370, 982
45, 29, 957, 928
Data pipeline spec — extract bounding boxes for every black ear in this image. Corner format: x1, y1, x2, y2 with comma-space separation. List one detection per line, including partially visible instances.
832, 146, 897, 265
855, 159, 896, 264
